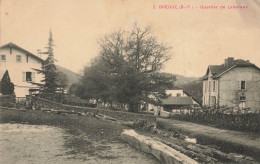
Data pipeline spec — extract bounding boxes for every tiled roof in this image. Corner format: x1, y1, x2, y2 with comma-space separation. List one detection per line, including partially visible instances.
161, 96, 193, 105
0, 42, 44, 62
204, 59, 259, 80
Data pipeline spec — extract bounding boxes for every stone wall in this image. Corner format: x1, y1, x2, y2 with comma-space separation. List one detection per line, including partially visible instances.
28, 96, 156, 123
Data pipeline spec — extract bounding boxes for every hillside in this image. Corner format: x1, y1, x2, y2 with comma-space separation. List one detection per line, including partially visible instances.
163, 73, 198, 86
164, 73, 203, 104
56, 65, 82, 87
173, 74, 199, 87
180, 79, 203, 105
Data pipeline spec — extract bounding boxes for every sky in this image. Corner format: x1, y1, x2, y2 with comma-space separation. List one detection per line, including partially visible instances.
1, 0, 260, 77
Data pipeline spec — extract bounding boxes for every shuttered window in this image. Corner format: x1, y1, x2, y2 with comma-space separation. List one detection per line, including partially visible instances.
23, 72, 33, 82
26, 72, 32, 81
23, 72, 26, 82
32, 72, 35, 82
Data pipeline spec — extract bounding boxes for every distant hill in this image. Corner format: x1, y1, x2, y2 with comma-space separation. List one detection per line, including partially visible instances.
163, 73, 198, 86
173, 74, 199, 87
164, 73, 203, 104
181, 80, 203, 105
56, 65, 82, 87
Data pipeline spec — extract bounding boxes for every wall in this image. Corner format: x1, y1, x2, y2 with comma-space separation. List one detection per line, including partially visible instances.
203, 70, 219, 107
0, 47, 44, 97
29, 96, 156, 123
165, 90, 187, 97
219, 67, 260, 110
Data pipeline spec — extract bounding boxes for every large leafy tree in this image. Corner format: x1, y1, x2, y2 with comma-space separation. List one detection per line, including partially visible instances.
74, 25, 175, 112
33, 31, 59, 99
74, 57, 116, 103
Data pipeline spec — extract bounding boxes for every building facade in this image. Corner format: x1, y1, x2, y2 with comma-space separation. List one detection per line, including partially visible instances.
203, 57, 260, 110
0, 43, 44, 97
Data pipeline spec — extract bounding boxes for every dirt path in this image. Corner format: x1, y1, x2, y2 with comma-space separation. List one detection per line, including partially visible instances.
157, 118, 260, 149
0, 109, 159, 164
157, 118, 260, 160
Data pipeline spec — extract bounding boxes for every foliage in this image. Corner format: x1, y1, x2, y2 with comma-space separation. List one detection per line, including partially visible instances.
0, 95, 15, 107
62, 95, 97, 108
56, 71, 68, 88
173, 107, 260, 133
73, 25, 175, 112
33, 31, 66, 100
0, 71, 14, 95
181, 80, 203, 104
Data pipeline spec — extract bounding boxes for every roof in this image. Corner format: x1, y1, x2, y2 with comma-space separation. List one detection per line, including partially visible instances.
161, 96, 193, 105
203, 59, 260, 80
0, 42, 44, 62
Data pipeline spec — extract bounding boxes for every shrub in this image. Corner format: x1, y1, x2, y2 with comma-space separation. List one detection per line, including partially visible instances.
173, 108, 260, 133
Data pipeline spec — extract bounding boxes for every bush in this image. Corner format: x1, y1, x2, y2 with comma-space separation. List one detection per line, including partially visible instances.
0, 95, 15, 107
173, 108, 260, 133
62, 95, 97, 108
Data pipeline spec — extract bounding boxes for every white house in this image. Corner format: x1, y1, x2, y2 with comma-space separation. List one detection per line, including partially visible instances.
203, 57, 260, 110
0, 43, 44, 97
165, 89, 200, 105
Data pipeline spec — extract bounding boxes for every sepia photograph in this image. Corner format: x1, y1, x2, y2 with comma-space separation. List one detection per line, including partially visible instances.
0, 0, 260, 163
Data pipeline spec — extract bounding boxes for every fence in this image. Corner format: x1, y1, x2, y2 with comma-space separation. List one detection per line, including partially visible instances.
27, 96, 156, 123
172, 108, 260, 133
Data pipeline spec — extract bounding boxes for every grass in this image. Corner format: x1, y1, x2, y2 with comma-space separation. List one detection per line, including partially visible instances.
0, 108, 126, 158
0, 108, 125, 141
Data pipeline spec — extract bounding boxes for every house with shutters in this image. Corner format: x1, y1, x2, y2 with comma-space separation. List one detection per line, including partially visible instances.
202, 57, 260, 110
0, 43, 44, 97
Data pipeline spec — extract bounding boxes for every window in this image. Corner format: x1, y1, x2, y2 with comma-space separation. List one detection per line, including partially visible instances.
176, 93, 181, 97
209, 82, 211, 91
1, 55, 6, 62
240, 96, 246, 101
213, 81, 216, 92
23, 72, 35, 82
16, 55, 22, 62
26, 72, 32, 81
239, 96, 246, 109
241, 81, 246, 90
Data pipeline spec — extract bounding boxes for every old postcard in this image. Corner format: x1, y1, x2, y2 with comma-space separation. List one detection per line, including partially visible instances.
1, 0, 260, 163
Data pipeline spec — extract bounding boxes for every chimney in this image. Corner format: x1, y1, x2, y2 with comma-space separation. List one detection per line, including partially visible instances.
224, 57, 234, 68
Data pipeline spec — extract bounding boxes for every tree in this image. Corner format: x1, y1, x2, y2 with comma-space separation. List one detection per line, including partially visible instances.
74, 56, 116, 104
100, 25, 174, 112
56, 71, 68, 92
0, 70, 14, 95
33, 31, 59, 99
75, 25, 175, 112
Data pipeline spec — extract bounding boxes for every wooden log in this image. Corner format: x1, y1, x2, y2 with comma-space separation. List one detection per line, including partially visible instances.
122, 121, 135, 127
153, 137, 218, 163
121, 129, 199, 164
